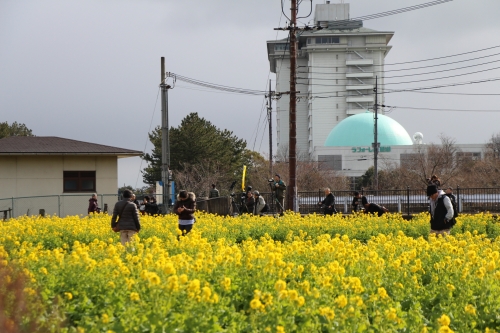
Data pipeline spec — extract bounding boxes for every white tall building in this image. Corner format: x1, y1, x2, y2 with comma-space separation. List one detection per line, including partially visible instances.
266, 2, 394, 158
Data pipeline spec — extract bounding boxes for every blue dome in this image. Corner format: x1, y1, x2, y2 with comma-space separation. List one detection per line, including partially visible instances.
325, 112, 413, 146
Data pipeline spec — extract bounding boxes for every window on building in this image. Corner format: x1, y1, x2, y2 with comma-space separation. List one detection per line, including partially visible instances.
336, 79, 338, 84
63, 171, 96, 192
336, 104, 338, 109
456, 152, 481, 161
318, 155, 342, 171
274, 44, 289, 51
336, 54, 339, 59
315, 37, 340, 44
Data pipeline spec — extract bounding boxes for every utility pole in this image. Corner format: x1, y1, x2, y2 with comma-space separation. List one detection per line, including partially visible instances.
373, 76, 379, 192
267, 79, 273, 176
160, 57, 171, 213
288, 0, 298, 212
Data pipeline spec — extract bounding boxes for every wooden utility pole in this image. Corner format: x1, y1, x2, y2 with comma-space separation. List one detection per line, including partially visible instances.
288, 0, 298, 212
267, 79, 273, 176
160, 57, 171, 213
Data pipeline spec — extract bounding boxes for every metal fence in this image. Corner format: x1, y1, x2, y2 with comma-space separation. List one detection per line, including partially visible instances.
3, 187, 500, 219
240, 187, 500, 216
0, 194, 121, 219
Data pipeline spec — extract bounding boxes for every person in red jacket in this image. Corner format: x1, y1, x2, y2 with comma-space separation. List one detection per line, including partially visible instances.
173, 190, 196, 236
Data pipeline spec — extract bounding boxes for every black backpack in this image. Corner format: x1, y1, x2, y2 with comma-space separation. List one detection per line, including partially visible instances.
447, 195, 459, 219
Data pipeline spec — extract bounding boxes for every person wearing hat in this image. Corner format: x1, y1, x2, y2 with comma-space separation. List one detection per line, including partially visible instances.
271, 174, 286, 213
427, 184, 455, 235
253, 191, 267, 216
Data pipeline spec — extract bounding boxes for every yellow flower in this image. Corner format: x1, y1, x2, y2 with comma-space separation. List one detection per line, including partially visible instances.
420, 326, 429, 333
378, 287, 389, 299
201, 287, 212, 302
221, 277, 231, 291
446, 284, 455, 291
276, 325, 285, 333
275, 279, 287, 292
166, 275, 179, 291
39, 267, 48, 275
438, 326, 454, 333
437, 314, 451, 326
319, 306, 335, 320
296, 296, 305, 307
64, 292, 73, 300
335, 295, 348, 308
101, 313, 110, 324
148, 272, 161, 286
179, 274, 189, 284
130, 292, 140, 301
465, 304, 476, 316
250, 298, 262, 310
288, 289, 298, 301
386, 307, 398, 321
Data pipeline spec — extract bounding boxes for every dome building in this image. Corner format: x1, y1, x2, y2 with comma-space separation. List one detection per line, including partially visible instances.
324, 112, 413, 147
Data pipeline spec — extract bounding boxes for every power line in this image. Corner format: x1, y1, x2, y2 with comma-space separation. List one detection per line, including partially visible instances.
135, 87, 161, 188
346, 0, 453, 23
381, 105, 500, 112
300, 46, 500, 69
168, 73, 267, 96
298, 57, 500, 78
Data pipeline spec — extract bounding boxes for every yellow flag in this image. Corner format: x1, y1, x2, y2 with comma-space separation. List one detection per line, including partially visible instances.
242, 165, 247, 191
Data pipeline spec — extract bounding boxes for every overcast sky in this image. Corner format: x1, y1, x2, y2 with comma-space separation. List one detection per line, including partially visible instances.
1, 0, 499, 189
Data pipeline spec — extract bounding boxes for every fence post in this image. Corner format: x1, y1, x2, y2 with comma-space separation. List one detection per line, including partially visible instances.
361, 187, 364, 196
344, 197, 348, 214
456, 185, 460, 213
397, 197, 401, 213
406, 186, 410, 217
11, 197, 14, 218
58, 195, 61, 216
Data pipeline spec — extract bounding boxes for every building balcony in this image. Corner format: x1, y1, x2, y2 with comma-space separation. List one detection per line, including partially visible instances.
346, 96, 374, 103
346, 85, 374, 90
346, 59, 374, 66
346, 72, 373, 78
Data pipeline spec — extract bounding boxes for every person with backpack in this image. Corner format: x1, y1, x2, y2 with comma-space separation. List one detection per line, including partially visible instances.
427, 184, 455, 235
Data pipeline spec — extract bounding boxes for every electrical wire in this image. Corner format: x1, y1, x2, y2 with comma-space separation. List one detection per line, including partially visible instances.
300, 46, 500, 69
381, 105, 500, 112
135, 87, 161, 188
347, 0, 453, 23
298, 57, 500, 78
168, 73, 267, 96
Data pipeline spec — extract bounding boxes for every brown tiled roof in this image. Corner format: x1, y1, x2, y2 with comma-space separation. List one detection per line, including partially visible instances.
0, 136, 142, 156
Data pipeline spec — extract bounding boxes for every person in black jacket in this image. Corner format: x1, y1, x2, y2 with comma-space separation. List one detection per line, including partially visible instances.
352, 192, 367, 212
173, 190, 196, 236
111, 190, 141, 246
318, 188, 336, 215
427, 184, 455, 235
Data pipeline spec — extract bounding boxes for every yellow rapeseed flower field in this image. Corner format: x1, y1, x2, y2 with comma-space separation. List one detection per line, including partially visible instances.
1, 212, 500, 332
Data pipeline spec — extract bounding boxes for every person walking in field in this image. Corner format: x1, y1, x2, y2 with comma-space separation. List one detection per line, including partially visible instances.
111, 190, 141, 246
427, 184, 455, 235
174, 190, 196, 236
